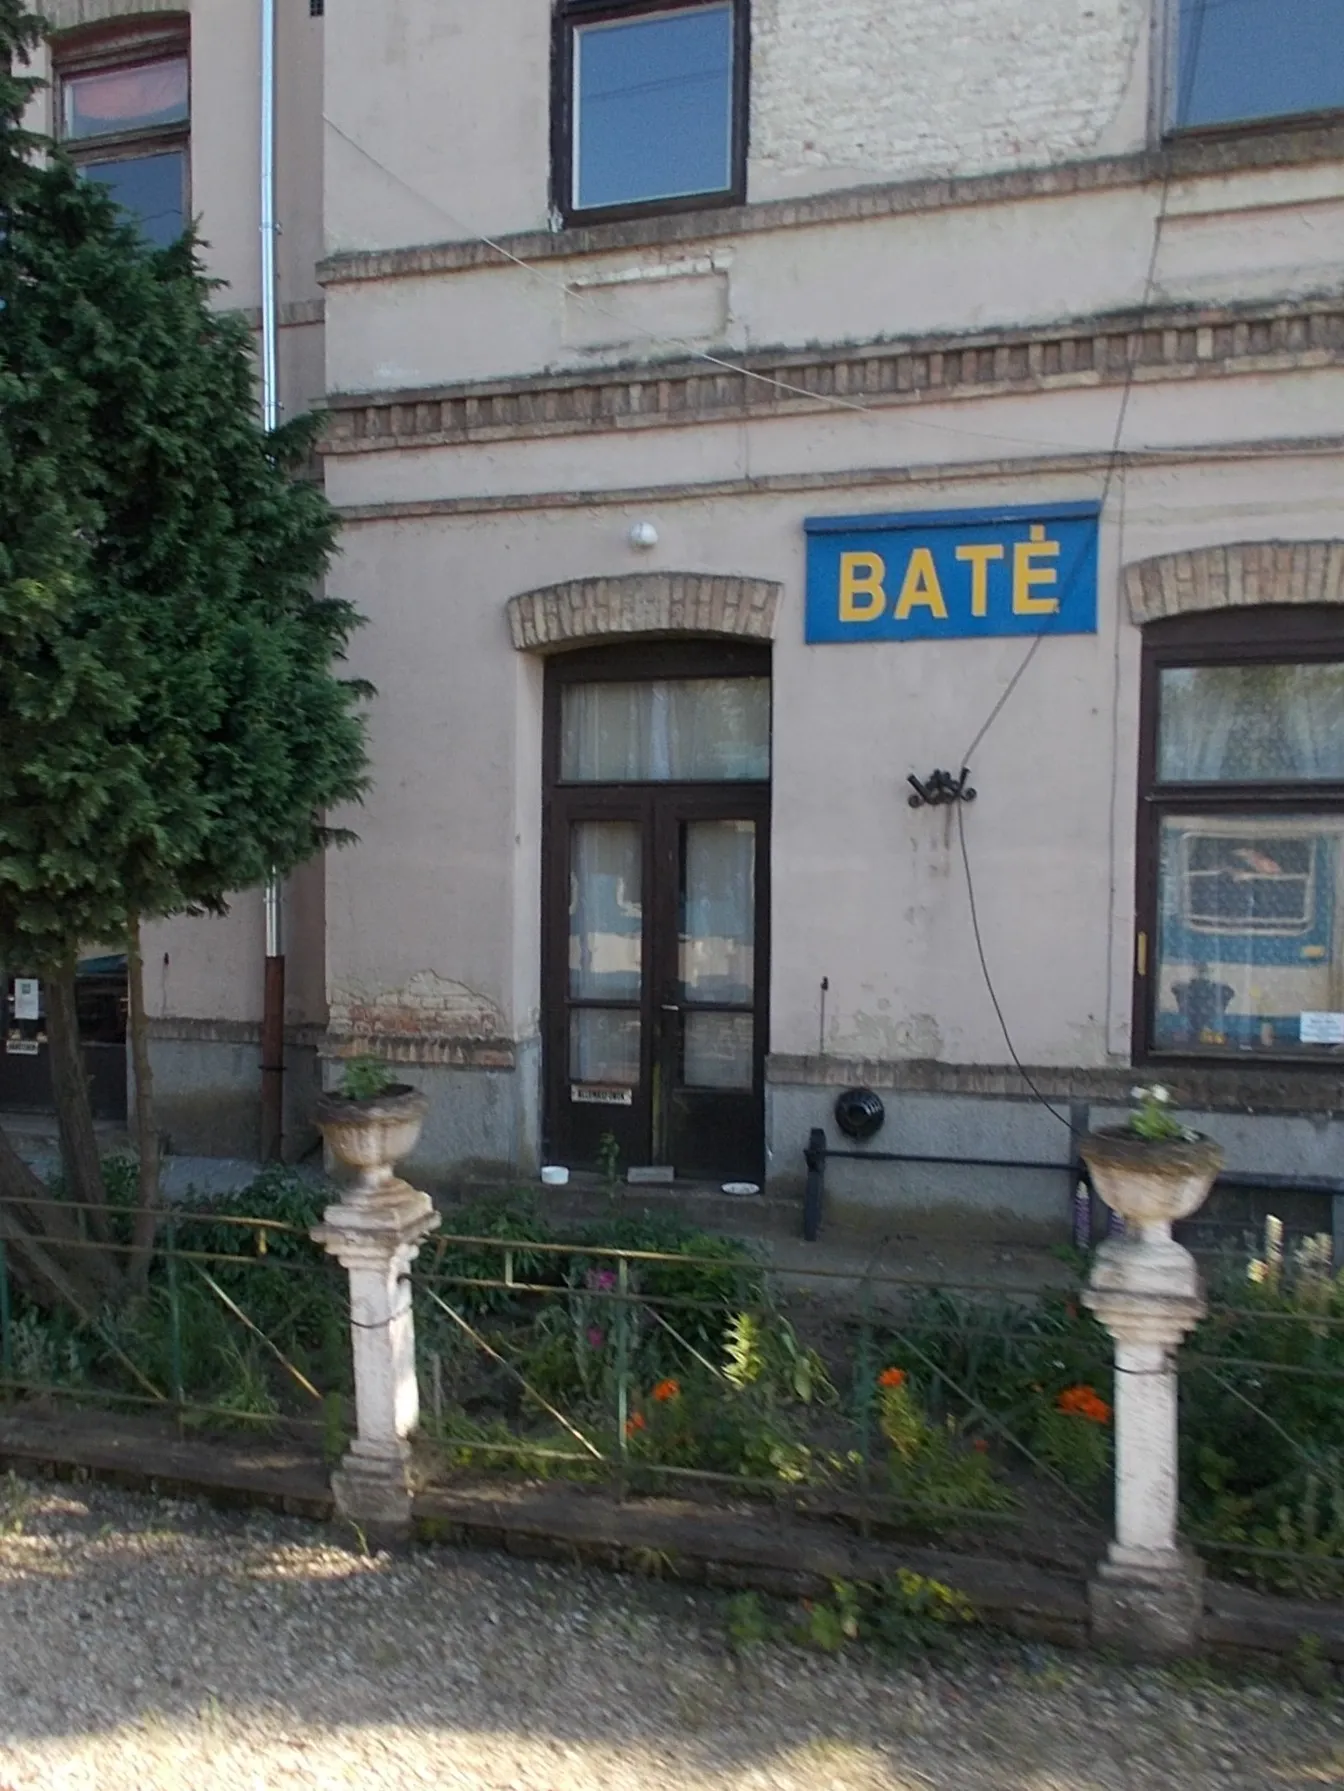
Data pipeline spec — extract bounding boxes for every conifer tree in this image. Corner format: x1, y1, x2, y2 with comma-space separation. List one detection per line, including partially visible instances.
0, 2, 368, 1308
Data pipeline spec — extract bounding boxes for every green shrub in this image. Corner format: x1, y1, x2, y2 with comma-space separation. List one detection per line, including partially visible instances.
874, 1371, 1015, 1519
1032, 1401, 1112, 1493
1179, 1272, 1344, 1594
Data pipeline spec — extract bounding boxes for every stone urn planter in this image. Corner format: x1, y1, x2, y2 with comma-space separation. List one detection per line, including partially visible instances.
315, 1079, 428, 1205
1078, 1087, 1224, 1656
1080, 1126, 1225, 1240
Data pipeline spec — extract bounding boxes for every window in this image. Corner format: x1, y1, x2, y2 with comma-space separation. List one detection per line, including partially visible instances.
1137, 609, 1344, 1061
1171, 0, 1344, 132
554, 0, 748, 223
54, 24, 189, 248
560, 677, 771, 781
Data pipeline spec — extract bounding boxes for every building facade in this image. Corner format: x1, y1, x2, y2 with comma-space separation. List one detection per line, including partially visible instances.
17, 0, 1344, 1238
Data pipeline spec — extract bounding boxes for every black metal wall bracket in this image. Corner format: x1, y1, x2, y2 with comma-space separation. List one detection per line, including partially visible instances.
907, 767, 976, 809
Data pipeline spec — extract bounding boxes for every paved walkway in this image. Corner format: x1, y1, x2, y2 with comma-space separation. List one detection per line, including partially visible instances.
1, 1476, 1341, 1790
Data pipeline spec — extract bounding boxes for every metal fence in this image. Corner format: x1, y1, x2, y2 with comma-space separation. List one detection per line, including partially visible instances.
4, 1184, 1344, 1601
0, 1192, 350, 1447
408, 1229, 1115, 1568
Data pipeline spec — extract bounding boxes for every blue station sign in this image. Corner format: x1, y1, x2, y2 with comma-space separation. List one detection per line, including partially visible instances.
804, 502, 1100, 644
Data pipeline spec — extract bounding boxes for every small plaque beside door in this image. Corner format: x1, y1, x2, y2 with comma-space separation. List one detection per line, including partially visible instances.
570, 1084, 634, 1107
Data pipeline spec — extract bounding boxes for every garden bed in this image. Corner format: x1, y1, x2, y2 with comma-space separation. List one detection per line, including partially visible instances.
5, 1172, 1344, 1602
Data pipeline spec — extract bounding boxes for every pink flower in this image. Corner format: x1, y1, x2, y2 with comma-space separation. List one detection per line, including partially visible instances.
586, 1325, 605, 1350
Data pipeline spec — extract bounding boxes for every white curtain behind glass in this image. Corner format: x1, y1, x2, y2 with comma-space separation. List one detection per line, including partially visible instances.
1158, 664, 1344, 782
562, 679, 770, 781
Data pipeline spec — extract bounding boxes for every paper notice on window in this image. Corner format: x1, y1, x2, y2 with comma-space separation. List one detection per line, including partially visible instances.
1300, 1011, 1344, 1046
12, 978, 39, 1022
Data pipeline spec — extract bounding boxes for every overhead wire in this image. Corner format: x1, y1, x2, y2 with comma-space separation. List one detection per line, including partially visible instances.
325, 16, 1210, 1132
953, 3, 1208, 1126
322, 113, 1134, 460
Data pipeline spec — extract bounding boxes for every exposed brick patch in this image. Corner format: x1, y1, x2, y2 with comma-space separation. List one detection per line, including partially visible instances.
507, 573, 781, 650
326, 973, 514, 1068
323, 298, 1344, 457
752, 0, 1144, 189
1124, 540, 1344, 625
322, 1034, 517, 1071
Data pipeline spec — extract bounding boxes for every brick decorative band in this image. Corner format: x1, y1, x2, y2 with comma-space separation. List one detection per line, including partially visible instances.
1125, 539, 1344, 624
323, 298, 1344, 457
507, 572, 781, 649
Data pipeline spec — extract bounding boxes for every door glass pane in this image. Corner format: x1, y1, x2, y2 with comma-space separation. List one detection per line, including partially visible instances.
84, 150, 186, 247
561, 678, 769, 782
680, 820, 755, 1005
1154, 814, 1344, 1054
64, 58, 189, 139
574, 4, 734, 211
569, 822, 641, 999
570, 1009, 641, 1085
684, 1012, 753, 1089
1158, 663, 1344, 783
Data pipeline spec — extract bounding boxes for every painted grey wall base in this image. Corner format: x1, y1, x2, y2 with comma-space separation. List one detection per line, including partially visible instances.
320, 1043, 542, 1193
149, 1037, 323, 1166
766, 1084, 1081, 1243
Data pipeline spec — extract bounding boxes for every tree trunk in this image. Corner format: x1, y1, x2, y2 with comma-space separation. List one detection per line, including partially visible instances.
0, 1121, 117, 1311
44, 960, 109, 1239
125, 916, 160, 1291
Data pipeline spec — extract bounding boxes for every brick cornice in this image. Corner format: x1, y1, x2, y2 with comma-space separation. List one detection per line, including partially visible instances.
317, 120, 1344, 289
508, 573, 780, 649
323, 296, 1344, 457
1125, 539, 1344, 623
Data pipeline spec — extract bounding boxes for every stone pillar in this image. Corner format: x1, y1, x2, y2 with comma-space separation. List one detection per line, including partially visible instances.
313, 1184, 440, 1542
1084, 1224, 1206, 1657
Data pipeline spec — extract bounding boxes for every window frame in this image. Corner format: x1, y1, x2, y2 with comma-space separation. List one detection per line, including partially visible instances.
1134, 605, 1344, 1066
551, 0, 750, 229
1161, 0, 1344, 141
52, 18, 191, 244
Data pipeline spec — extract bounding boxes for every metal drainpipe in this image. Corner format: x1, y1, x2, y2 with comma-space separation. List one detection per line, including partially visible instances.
258, 0, 285, 1161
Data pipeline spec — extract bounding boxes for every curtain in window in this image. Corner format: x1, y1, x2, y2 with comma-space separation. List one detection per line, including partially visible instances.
1157, 663, 1344, 783
65, 59, 189, 138
561, 678, 769, 782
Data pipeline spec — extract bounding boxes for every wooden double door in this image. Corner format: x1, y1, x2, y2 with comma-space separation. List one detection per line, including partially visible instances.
542, 645, 770, 1184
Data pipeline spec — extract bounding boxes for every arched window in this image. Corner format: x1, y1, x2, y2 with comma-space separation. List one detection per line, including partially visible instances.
1136, 606, 1344, 1062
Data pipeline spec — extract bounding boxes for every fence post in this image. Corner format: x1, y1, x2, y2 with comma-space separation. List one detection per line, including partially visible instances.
312, 1182, 441, 1544
1083, 1227, 1205, 1657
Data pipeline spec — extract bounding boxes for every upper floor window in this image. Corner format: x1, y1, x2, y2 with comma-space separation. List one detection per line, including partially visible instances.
554, 0, 748, 224
1172, 0, 1344, 132
55, 23, 189, 248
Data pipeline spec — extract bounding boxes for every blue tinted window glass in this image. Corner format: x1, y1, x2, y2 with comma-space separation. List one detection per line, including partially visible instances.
575, 5, 734, 211
1176, 0, 1344, 129
84, 151, 185, 248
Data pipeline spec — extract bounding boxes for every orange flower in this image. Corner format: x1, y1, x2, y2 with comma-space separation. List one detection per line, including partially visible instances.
972, 1438, 990, 1454
624, 1412, 647, 1437
1056, 1384, 1112, 1425
878, 1367, 906, 1389
652, 1378, 681, 1403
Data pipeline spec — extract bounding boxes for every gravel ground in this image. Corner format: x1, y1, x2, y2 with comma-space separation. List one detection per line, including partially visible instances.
1, 1474, 1341, 1790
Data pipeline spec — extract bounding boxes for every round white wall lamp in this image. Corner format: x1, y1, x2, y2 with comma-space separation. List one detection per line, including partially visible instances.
628, 521, 660, 550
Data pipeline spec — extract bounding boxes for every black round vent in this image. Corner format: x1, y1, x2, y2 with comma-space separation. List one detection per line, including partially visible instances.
834, 1086, 885, 1141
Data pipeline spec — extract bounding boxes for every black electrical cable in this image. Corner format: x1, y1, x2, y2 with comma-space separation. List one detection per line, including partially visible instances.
955, 803, 1074, 1132
951, 11, 1212, 1127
